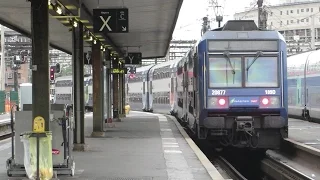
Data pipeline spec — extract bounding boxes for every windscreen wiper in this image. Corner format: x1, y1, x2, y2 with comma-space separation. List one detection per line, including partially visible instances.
223, 51, 235, 74
246, 51, 263, 71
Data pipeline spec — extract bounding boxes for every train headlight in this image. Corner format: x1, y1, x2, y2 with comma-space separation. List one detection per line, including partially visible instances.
207, 97, 228, 109
259, 96, 280, 108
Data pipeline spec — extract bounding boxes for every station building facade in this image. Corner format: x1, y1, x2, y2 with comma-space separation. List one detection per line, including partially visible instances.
234, 0, 320, 53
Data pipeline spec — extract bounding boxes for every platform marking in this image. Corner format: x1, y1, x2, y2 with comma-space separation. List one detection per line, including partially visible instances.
163, 142, 178, 145
167, 115, 225, 180
164, 149, 182, 153
157, 114, 195, 180
163, 144, 180, 148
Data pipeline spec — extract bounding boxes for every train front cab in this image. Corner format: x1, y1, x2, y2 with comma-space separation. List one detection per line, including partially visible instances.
197, 34, 288, 149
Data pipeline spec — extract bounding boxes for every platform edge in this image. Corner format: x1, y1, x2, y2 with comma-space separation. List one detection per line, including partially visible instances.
284, 138, 320, 156
166, 115, 225, 180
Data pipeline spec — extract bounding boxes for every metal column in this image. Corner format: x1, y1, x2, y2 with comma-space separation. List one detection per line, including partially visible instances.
105, 53, 111, 120
91, 41, 104, 136
118, 74, 123, 116
31, 0, 50, 130
118, 74, 125, 117
72, 22, 85, 150
112, 59, 120, 121
122, 74, 126, 115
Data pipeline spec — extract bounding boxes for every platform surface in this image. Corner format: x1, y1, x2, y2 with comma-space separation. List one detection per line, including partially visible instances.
288, 118, 320, 150
0, 111, 225, 180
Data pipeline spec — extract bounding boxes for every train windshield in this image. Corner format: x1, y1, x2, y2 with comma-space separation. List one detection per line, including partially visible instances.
208, 56, 279, 88
208, 57, 242, 87
245, 56, 278, 87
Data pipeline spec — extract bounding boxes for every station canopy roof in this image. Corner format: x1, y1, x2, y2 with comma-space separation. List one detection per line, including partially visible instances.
0, 0, 183, 59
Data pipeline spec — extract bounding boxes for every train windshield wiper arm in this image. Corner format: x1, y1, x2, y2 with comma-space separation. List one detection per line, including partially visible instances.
246, 51, 263, 71
223, 51, 235, 74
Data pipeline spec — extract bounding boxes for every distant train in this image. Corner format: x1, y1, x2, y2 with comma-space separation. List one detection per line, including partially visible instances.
53, 70, 108, 112
54, 75, 94, 111
287, 49, 320, 122
126, 20, 288, 150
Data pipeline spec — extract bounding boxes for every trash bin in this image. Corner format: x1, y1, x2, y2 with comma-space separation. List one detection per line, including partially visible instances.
125, 104, 130, 115
113, 108, 119, 119
21, 131, 53, 180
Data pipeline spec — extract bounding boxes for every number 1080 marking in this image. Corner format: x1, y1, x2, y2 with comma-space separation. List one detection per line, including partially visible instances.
265, 90, 276, 95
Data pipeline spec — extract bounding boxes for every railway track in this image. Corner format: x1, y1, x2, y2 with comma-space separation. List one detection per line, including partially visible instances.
169, 113, 317, 180
211, 155, 247, 180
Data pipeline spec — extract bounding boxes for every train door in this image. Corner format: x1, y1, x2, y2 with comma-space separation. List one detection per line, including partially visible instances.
174, 75, 178, 113
142, 79, 146, 110
148, 69, 154, 112
170, 75, 174, 109
193, 52, 198, 118
183, 62, 188, 121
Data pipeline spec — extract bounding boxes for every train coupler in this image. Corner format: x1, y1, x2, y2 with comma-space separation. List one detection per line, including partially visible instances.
235, 116, 254, 133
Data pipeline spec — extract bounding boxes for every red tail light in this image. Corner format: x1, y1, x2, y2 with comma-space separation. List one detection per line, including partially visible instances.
218, 98, 226, 106
261, 97, 269, 105
259, 96, 280, 108
207, 97, 229, 108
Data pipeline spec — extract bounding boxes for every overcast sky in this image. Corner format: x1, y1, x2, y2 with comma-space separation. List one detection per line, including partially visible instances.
172, 0, 279, 40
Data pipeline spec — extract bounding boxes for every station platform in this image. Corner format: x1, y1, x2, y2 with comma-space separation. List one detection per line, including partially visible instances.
0, 111, 225, 180
288, 118, 320, 150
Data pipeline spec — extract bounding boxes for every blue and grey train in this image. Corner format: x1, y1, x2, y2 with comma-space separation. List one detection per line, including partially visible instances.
287, 49, 320, 122
126, 20, 288, 150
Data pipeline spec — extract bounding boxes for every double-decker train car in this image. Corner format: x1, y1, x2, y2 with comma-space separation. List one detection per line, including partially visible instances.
147, 59, 180, 112
54, 73, 106, 112
287, 49, 320, 122
127, 20, 288, 150
127, 64, 155, 111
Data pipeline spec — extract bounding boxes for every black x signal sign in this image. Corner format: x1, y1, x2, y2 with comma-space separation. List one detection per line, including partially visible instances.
93, 8, 129, 33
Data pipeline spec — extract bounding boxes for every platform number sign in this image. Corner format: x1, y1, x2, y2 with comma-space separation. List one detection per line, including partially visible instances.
125, 52, 142, 65
127, 66, 136, 74
93, 8, 129, 33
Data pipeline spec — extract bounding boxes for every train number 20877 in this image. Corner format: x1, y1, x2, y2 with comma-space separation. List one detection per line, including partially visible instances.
211, 90, 226, 95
